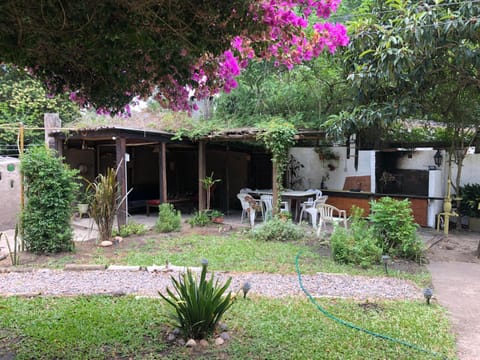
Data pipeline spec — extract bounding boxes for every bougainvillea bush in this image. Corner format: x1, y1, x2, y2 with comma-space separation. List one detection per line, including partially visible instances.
1, 1, 348, 113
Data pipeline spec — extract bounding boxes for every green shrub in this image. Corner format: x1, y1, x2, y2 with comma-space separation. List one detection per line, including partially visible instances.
252, 217, 304, 242
188, 210, 211, 227
156, 203, 182, 232
330, 207, 383, 268
459, 183, 480, 217
113, 222, 147, 237
88, 168, 119, 243
21, 146, 79, 253
159, 260, 234, 340
369, 197, 424, 261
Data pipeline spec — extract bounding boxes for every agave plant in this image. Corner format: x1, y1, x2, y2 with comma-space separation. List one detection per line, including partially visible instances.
87, 167, 119, 243
159, 260, 234, 340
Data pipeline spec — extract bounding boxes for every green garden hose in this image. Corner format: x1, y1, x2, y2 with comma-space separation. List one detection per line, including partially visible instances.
295, 252, 449, 360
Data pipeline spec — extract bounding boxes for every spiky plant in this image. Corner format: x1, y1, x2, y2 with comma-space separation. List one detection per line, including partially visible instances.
159, 260, 234, 340
88, 167, 118, 243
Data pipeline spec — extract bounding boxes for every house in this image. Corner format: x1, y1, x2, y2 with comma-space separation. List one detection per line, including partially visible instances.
47, 112, 480, 230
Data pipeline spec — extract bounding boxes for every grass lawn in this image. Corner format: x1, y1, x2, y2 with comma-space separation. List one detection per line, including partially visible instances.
29, 232, 430, 287
0, 295, 456, 359
101, 233, 431, 287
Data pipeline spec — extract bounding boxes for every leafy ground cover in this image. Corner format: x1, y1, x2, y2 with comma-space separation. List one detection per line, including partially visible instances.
0, 295, 455, 360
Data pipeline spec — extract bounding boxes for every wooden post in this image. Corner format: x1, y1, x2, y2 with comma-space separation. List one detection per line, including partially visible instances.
159, 142, 167, 203
44, 113, 61, 150
225, 145, 230, 215
116, 137, 127, 227
198, 141, 206, 211
272, 160, 278, 215
55, 139, 64, 157
19, 123, 25, 249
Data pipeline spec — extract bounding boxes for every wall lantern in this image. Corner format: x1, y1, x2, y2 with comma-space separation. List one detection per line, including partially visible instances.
433, 149, 443, 167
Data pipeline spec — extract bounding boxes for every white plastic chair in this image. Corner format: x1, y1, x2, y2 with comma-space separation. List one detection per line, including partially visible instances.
301, 195, 329, 228
237, 193, 260, 227
316, 204, 348, 237
260, 194, 289, 222
297, 189, 323, 222
239, 188, 253, 193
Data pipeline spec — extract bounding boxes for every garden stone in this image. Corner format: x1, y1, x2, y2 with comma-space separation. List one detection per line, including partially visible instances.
218, 322, 228, 332
99, 240, 113, 247
107, 265, 141, 271
186, 339, 196, 347
172, 328, 181, 336
176, 339, 185, 346
64, 264, 106, 271
199, 339, 209, 348
167, 333, 176, 342
215, 337, 224, 346
113, 236, 123, 244
220, 332, 230, 341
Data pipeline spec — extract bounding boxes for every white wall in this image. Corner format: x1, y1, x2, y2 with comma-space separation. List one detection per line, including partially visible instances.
453, 153, 480, 186
289, 147, 374, 191
0, 157, 21, 230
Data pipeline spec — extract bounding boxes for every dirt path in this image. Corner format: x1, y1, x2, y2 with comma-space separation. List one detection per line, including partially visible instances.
428, 262, 480, 360
425, 230, 480, 360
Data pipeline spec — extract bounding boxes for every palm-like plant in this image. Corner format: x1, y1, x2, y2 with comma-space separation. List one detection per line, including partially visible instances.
159, 260, 234, 340
88, 168, 118, 243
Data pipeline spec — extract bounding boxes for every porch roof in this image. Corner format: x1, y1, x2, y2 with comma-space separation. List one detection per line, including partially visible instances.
199, 127, 326, 141
51, 126, 180, 144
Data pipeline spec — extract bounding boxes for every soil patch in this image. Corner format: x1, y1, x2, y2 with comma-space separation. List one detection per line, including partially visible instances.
421, 228, 480, 263
0, 222, 241, 269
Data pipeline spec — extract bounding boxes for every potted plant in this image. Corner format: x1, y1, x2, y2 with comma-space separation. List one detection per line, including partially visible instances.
201, 172, 222, 210
77, 187, 93, 218
459, 183, 480, 231
208, 209, 224, 224
314, 147, 339, 161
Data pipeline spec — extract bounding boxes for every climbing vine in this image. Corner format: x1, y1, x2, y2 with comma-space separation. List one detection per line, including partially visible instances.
257, 118, 297, 213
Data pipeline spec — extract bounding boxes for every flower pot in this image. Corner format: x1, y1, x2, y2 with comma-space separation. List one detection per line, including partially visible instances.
469, 217, 480, 232
212, 217, 224, 224
77, 203, 89, 218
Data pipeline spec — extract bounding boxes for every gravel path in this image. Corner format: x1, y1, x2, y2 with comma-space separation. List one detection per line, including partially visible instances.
0, 269, 422, 301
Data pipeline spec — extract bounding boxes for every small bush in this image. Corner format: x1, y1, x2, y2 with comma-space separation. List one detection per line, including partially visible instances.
188, 210, 211, 227
159, 260, 234, 340
459, 183, 480, 217
156, 203, 181, 233
113, 222, 147, 237
252, 217, 304, 242
88, 168, 118, 243
21, 146, 79, 253
330, 207, 383, 268
369, 197, 424, 261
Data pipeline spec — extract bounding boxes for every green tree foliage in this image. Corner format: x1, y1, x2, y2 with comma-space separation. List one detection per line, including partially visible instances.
324, 0, 480, 145
0, 1, 253, 112
214, 58, 348, 128
0, 65, 79, 151
21, 146, 79, 253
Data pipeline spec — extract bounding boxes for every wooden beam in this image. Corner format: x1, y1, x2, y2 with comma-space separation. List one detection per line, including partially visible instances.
272, 160, 278, 215
116, 137, 127, 227
159, 142, 167, 203
198, 141, 206, 210
225, 145, 230, 215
